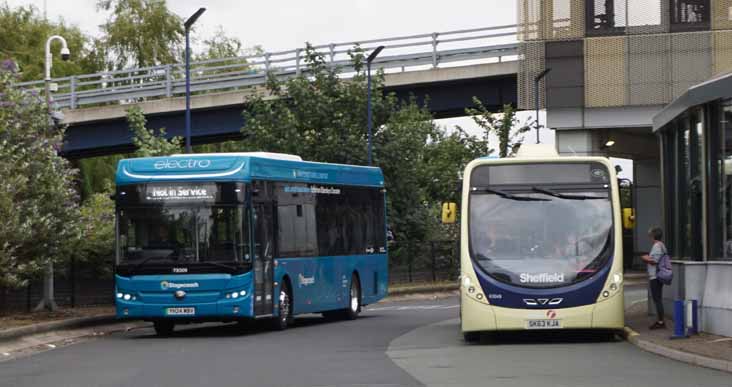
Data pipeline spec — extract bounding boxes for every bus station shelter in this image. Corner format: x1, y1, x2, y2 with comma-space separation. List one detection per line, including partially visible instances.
653, 72, 732, 337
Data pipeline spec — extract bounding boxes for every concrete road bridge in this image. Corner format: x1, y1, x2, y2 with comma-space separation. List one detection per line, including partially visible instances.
17, 25, 519, 158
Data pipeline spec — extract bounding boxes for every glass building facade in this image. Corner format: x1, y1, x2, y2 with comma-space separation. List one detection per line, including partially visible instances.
654, 73, 732, 261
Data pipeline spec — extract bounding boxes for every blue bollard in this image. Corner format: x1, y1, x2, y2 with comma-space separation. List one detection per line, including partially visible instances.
687, 300, 699, 335
671, 300, 686, 339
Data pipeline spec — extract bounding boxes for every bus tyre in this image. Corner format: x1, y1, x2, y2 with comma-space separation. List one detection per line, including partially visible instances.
463, 331, 480, 343
153, 321, 174, 336
273, 283, 293, 331
344, 275, 361, 320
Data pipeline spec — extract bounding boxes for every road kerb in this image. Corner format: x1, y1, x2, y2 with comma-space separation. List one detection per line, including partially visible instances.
0, 315, 121, 343
387, 283, 458, 297
621, 326, 732, 374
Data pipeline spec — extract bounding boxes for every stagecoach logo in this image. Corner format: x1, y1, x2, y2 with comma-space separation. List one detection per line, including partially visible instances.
160, 281, 200, 290
154, 159, 212, 170
298, 274, 315, 287
519, 273, 565, 284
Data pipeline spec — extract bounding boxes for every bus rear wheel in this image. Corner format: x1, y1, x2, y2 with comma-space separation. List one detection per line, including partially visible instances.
344, 275, 361, 320
322, 274, 361, 321
153, 321, 175, 336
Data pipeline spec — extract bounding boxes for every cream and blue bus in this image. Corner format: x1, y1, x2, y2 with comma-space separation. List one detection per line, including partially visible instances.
114, 152, 388, 335
457, 145, 624, 341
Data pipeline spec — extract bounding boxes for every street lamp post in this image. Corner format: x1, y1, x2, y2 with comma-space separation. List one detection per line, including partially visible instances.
184, 8, 206, 154
534, 68, 551, 144
36, 35, 71, 312
366, 46, 384, 166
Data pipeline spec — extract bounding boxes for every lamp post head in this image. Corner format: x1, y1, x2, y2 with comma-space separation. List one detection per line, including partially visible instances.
367, 45, 385, 64
185, 8, 206, 30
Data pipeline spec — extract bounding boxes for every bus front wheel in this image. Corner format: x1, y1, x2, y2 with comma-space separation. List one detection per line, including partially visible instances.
272, 282, 293, 331
153, 321, 175, 336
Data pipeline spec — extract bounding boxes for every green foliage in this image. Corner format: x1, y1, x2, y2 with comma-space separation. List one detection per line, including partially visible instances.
241, 44, 479, 265
0, 3, 102, 81
127, 106, 182, 157
465, 99, 531, 158
74, 190, 116, 267
0, 64, 80, 288
97, 0, 184, 69
78, 154, 124, 200
195, 26, 263, 61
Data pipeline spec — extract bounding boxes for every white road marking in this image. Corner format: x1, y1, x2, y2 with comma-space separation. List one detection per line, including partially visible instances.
367, 304, 459, 312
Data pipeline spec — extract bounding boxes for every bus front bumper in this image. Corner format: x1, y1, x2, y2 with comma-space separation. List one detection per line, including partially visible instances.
461, 290, 624, 333
115, 297, 254, 320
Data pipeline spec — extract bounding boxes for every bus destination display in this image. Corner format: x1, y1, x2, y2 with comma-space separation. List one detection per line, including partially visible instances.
143, 183, 217, 203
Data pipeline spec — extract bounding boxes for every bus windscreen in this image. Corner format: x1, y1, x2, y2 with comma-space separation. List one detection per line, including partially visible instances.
468, 164, 613, 288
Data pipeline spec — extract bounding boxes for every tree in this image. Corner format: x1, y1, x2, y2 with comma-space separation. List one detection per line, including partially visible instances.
195, 26, 263, 62
0, 4, 103, 81
0, 61, 80, 289
127, 106, 182, 157
97, 0, 184, 69
74, 190, 115, 270
242, 45, 442, 266
465, 99, 531, 158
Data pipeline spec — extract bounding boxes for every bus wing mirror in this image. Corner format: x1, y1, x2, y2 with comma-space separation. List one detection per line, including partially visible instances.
442, 202, 457, 224
622, 208, 635, 230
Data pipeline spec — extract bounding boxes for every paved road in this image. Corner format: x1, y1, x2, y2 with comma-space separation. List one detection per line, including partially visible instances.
0, 287, 729, 387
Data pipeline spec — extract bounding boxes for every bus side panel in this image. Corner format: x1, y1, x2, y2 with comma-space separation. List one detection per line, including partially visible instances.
358, 253, 388, 306
275, 254, 388, 315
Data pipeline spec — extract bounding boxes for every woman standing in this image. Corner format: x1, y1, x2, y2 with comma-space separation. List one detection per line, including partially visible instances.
641, 227, 667, 330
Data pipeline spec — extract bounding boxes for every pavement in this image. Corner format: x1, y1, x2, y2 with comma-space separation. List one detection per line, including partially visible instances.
624, 298, 732, 373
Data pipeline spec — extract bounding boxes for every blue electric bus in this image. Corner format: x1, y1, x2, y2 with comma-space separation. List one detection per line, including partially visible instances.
114, 152, 388, 335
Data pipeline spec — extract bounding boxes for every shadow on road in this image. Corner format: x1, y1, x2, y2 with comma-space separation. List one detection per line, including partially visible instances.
128, 314, 377, 340
468, 329, 620, 346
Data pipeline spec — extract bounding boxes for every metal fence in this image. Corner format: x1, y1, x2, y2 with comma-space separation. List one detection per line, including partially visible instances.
389, 240, 459, 284
0, 258, 114, 314
0, 241, 459, 314
16, 25, 518, 110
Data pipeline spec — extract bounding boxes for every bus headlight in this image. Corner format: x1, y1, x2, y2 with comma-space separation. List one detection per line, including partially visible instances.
462, 276, 471, 289
225, 290, 248, 299
118, 292, 136, 301
598, 273, 622, 302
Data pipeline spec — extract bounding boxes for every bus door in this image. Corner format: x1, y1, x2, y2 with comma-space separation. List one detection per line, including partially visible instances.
253, 201, 275, 316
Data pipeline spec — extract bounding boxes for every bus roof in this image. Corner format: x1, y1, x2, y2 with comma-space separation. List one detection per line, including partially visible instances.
115, 153, 384, 187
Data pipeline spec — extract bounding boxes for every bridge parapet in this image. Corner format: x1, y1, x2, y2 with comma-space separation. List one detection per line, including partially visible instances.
17, 25, 518, 111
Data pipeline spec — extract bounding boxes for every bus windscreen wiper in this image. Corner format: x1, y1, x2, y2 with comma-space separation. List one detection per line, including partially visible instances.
531, 187, 605, 200
129, 255, 174, 274
471, 187, 550, 202
201, 261, 239, 272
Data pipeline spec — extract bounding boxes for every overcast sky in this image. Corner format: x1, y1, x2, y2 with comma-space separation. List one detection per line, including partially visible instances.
5, 0, 632, 177
8, 0, 516, 51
